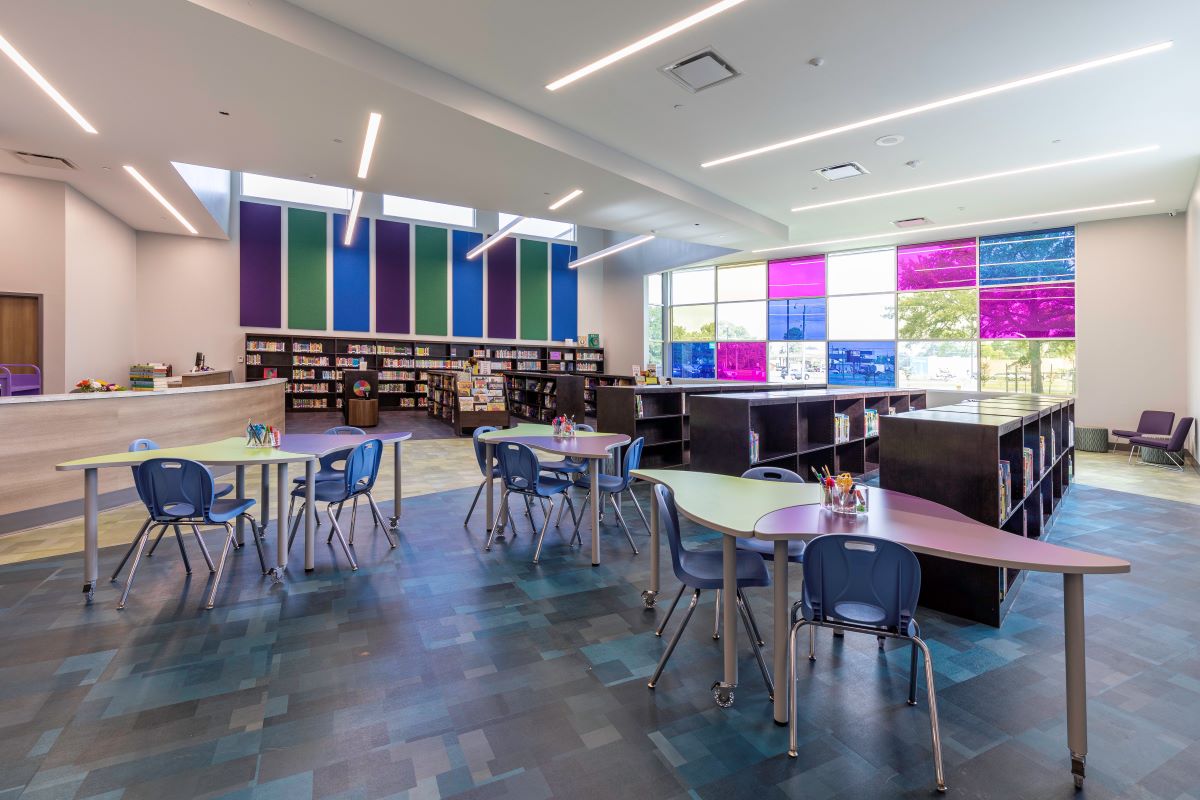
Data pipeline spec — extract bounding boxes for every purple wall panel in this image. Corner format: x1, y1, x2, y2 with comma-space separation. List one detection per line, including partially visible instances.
487, 236, 518, 339
896, 238, 977, 291
375, 218, 411, 334
716, 341, 767, 381
768, 255, 825, 298
239, 201, 281, 327
979, 284, 1075, 338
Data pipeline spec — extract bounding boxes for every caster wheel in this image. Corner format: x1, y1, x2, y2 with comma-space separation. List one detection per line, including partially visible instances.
937, 783, 948, 793
389, 517, 399, 528
1073, 775, 1083, 790
266, 568, 284, 585
711, 681, 735, 708
82, 583, 95, 602
641, 590, 657, 609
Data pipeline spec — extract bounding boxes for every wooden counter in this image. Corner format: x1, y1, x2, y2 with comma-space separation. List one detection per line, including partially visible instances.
0, 379, 285, 522
179, 369, 233, 387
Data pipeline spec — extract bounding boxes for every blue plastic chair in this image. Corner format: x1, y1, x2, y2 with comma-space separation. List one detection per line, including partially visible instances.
289, 426, 367, 526
787, 534, 945, 792
487, 441, 578, 563
647, 484, 774, 700
573, 437, 649, 551
736, 467, 806, 563
288, 439, 389, 569
537, 423, 594, 477
463, 426, 500, 526
118, 458, 258, 610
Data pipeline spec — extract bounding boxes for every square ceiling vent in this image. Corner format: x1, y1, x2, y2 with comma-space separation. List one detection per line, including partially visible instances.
815, 162, 869, 181
661, 48, 741, 93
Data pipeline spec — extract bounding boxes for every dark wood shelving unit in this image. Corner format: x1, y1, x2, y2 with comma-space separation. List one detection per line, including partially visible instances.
425, 370, 507, 435
502, 372, 585, 425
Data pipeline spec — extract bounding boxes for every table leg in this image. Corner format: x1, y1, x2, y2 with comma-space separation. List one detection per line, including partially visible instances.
589, 459, 601, 567
642, 487, 659, 608
713, 534, 738, 707
485, 442, 495, 531
274, 463, 288, 577
1064, 572, 1087, 788
82, 468, 99, 601
304, 460, 316, 571
235, 466, 246, 546
260, 465, 270, 530
390, 440, 402, 528
773, 540, 789, 724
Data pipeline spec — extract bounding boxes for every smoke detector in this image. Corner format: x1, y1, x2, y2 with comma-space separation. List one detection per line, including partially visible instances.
10, 150, 76, 169
815, 162, 869, 181
661, 48, 741, 93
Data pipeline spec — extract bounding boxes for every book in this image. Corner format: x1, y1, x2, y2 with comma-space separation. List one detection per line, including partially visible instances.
865, 408, 880, 437
834, 412, 850, 444
1040, 435, 1047, 471
263, 367, 279, 379
998, 461, 1012, 520
1022, 447, 1034, 492
749, 430, 761, 463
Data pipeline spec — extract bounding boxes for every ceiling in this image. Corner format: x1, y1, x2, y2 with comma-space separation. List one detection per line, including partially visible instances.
1, 0, 1197, 258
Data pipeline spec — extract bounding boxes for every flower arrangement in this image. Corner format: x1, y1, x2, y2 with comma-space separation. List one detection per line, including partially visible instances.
71, 378, 125, 393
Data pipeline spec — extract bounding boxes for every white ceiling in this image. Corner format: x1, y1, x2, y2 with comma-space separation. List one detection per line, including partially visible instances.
1, 0, 1197, 257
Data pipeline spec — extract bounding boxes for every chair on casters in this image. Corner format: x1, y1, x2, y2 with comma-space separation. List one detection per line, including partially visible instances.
464, 426, 500, 527
1113, 410, 1174, 463
1130, 417, 1193, 471
117, 458, 261, 610
487, 442, 578, 563
290, 426, 366, 523
647, 484, 774, 702
787, 534, 945, 793
572, 437, 649, 553
288, 439, 390, 569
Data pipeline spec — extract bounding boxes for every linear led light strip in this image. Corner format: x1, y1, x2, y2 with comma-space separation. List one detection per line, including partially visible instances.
792, 145, 1158, 212
546, 0, 748, 91
123, 166, 197, 234
569, 234, 655, 268
0, 31, 97, 133
357, 112, 382, 179
467, 215, 525, 260
703, 42, 1172, 168
344, 190, 364, 246
549, 188, 583, 210
752, 199, 1154, 254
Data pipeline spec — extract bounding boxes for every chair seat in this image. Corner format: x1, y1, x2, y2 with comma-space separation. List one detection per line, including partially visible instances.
737, 537, 804, 563
1129, 435, 1173, 450
291, 481, 355, 503
575, 473, 627, 493
539, 458, 586, 474
1111, 429, 1140, 439
158, 497, 254, 524
292, 468, 345, 485
506, 475, 573, 498
677, 549, 770, 590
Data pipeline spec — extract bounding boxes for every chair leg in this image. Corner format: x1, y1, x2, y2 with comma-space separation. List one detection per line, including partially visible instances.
463, 480, 486, 526
288, 494, 297, 529
242, 514, 267, 574
738, 589, 766, 646
486, 490, 510, 551
192, 525, 215, 572
655, 584, 687, 636
172, 525, 192, 574
556, 494, 570, 526
563, 494, 579, 531
146, 525, 169, 557
713, 589, 721, 640
912, 635, 947, 792
572, 494, 590, 541
627, 487, 651, 535
326, 503, 359, 571
787, 618, 809, 757
532, 497, 555, 564
111, 518, 151, 582
908, 620, 921, 705
117, 524, 155, 609
367, 492, 396, 548
287, 503, 303, 553
648, 589, 701, 688
204, 524, 237, 610
809, 625, 816, 661
737, 592, 774, 699
609, 493, 639, 555
348, 496, 360, 545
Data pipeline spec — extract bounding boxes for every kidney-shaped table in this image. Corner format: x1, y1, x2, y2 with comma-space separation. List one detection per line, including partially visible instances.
631, 468, 1130, 789
479, 425, 630, 566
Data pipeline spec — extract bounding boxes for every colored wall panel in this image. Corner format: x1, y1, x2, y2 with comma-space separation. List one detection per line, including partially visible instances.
239, 201, 281, 327
452, 229, 484, 337
768, 298, 826, 340
414, 225, 448, 336
828, 341, 896, 387
979, 284, 1075, 338
979, 226, 1075, 286
550, 243, 578, 342
332, 214, 370, 331
287, 207, 327, 330
768, 255, 825, 298
519, 239, 549, 340
716, 341, 766, 381
375, 219, 410, 334
487, 237, 517, 339
896, 238, 977, 291
896, 289, 978, 339
670, 341, 715, 379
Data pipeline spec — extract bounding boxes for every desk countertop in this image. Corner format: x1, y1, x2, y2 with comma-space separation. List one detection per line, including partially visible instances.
0, 378, 279, 405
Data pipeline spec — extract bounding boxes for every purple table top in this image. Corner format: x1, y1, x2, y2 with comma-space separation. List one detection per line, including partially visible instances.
489, 433, 630, 459
279, 431, 412, 456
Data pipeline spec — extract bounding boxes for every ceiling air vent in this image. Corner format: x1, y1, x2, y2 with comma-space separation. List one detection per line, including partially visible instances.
815, 162, 869, 181
11, 150, 76, 170
661, 48, 741, 93
893, 217, 932, 228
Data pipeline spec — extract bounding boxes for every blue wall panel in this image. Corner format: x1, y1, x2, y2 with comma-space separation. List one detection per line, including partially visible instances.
332, 213, 370, 331
452, 230, 484, 337
550, 243, 578, 342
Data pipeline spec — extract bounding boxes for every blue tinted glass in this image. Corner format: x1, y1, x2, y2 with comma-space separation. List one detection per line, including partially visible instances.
978, 226, 1075, 286
768, 298, 826, 340
670, 341, 715, 379
828, 341, 896, 387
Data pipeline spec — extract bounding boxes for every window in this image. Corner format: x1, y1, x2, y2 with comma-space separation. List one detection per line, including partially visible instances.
768, 298, 825, 341
899, 341, 978, 390
241, 172, 352, 210
645, 274, 665, 371
768, 255, 825, 298
827, 293, 895, 340
979, 227, 1075, 286
498, 213, 575, 241
717, 301, 767, 340
671, 341, 715, 379
828, 341, 896, 387
717, 262, 766, 301
769, 341, 826, 384
980, 340, 1076, 394
897, 290, 978, 339
383, 195, 476, 227
896, 238, 977, 291
717, 342, 767, 381
671, 266, 714, 305
671, 304, 714, 341
827, 247, 896, 295
979, 285, 1075, 339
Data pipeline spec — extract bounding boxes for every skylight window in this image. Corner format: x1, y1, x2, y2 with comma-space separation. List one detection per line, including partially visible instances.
240, 173, 353, 210
498, 213, 576, 242
383, 195, 476, 227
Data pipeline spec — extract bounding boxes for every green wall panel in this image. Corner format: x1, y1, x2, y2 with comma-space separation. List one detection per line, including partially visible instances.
287, 207, 327, 329
414, 225, 448, 335
519, 239, 548, 341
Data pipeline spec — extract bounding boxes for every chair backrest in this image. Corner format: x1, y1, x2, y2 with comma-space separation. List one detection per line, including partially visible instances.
128, 439, 160, 507
741, 466, 805, 483
1138, 410, 1175, 436
496, 441, 542, 494
141, 458, 216, 521
472, 426, 499, 475
563, 424, 594, 466
617, 437, 645, 485
343, 439, 383, 495
653, 483, 695, 584
325, 426, 365, 436
1166, 417, 1194, 451
801, 534, 921, 634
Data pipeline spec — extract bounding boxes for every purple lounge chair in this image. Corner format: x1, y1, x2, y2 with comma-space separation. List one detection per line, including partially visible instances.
1113, 410, 1174, 463
1130, 417, 1194, 471
0, 364, 41, 397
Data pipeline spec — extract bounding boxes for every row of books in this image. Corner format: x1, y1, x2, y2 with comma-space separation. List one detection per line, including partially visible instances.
834, 412, 851, 444
293, 356, 329, 366
247, 339, 287, 352
998, 460, 1013, 520
291, 398, 328, 409
379, 370, 417, 381
129, 363, 168, 391
293, 341, 324, 353
749, 431, 762, 464
286, 382, 330, 394
1022, 447, 1034, 489
335, 356, 369, 368
455, 374, 505, 412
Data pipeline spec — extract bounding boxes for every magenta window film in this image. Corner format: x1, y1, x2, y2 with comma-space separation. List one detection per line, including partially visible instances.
979, 284, 1075, 339
768, 255, 825, 298
716, 341, 767, 381
896, 238, 977, 291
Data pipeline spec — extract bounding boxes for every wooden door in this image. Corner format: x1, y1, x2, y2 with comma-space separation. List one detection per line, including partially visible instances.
0, 294, 41, 367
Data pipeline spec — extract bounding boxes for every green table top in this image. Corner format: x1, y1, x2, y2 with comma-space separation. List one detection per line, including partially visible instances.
56, 437, 317, 471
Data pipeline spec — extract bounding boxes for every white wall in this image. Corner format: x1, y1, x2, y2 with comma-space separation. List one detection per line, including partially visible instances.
1187, 174, 1200, 436
1075, 214, 1188, 432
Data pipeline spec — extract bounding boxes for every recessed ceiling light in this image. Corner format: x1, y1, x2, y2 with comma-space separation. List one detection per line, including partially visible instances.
816, 162, 868, 181
791, 145, 1158, 212
0, 30, 97, 133
545, 0, 749, 91
467, 215, 525, 260
344, 190, 363, 246
123, 166, 197, 234
875, 134, 904, 147
702, 41, 1172, 168
755, 199, 1154, 254
548, 188, 583, 211
357, 112, 382, 179
569, 234, 655, 268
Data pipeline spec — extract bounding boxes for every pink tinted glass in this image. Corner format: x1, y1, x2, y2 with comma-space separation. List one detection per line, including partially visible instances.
716, 341, 767, 381
768, 256, 826, 298
896, 238, 977, 291
979, 284, 1075, 338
